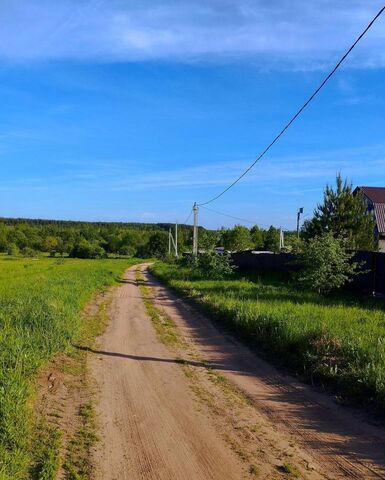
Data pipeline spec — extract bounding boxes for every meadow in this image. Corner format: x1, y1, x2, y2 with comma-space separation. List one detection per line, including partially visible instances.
0, 256, 138, 480
152, 262, 385, 412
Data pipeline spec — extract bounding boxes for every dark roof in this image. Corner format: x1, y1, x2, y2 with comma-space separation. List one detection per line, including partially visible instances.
375, 203, 385, 235
356, 186, 385, 204
355, 186, 385, 234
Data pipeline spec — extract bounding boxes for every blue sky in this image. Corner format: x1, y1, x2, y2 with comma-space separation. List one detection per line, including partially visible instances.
0, 0, 384, 229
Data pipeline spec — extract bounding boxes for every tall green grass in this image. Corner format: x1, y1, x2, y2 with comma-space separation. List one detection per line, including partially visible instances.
152, 262, 385, 412
0, 256, 138, 480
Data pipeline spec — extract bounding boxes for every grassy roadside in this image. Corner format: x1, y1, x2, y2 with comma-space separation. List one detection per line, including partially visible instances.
33, 292, 113, 480
0, 257, 141, 480
151, 261, 385, 412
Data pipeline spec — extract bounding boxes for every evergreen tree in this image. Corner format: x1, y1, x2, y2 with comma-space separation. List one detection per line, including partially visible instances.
303, 174, 376, 251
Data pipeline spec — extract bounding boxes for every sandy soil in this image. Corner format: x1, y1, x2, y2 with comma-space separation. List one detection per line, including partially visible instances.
90, 265, 244, 480
89, 264, 385, 479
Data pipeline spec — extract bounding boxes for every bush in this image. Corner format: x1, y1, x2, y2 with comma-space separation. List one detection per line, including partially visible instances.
7, 243, 19, 256
118, 245, 135, 257
21, 247, 37, 258
70, 240, 107, 259
137, 232, 168, 258
296, 233, 361, 294
195, 252, 235, 280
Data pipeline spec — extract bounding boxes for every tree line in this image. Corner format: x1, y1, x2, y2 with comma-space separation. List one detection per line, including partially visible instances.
0, 175, 376, 261
0, 217, 298, 259
0, 220, 191, 258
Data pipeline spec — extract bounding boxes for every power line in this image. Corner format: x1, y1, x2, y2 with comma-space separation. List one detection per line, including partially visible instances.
198, 4, 385, 207
200, 205, 290, 230
200, 205, 261, 225
183, 208, 194, 225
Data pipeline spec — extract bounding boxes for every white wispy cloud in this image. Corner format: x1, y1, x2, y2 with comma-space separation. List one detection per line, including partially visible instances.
3, 143, 383, 193
0, 0, 384, 69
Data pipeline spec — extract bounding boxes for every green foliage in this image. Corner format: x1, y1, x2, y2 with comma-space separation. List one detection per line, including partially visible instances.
117, 244, 136, 256
297, 233, 361, 294
152, 261, 385, 412
197, 229, 219, 251
195, 252, 235, 279
0, 256, 138, 479
138, 231, 169, 258
63, 403, 97, 480
221, 225, 253, 251
30, 426, 61, 480
42, 236, 59, 253
263, 226, 280, 252
7, 243, 19, 256
250, 225, 264, 249
0, 218, 197, 258
303, 174, 377, 251
283, 232, 304, 253
21, 246, 37, 258
70, 240, 107, 259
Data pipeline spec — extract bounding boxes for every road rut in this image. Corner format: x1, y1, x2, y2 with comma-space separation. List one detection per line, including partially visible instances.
90, 264, 385, 479
90, 265, 243, 480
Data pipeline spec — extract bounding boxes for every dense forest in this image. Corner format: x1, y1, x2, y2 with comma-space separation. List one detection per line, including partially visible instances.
0, 218, 297, 258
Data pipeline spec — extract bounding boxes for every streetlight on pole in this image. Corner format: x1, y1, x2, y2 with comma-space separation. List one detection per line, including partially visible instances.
297, 208, 304, 239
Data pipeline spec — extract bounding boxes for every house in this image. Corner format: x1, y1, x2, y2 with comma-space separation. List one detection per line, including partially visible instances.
354, 186, 385, 252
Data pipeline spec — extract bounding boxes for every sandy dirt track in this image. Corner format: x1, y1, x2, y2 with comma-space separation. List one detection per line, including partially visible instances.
90, 265, 385, 479
90, 265, 243, 480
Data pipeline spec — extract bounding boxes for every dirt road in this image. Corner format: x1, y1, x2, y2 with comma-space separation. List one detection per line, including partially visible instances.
90, 265, 385, 479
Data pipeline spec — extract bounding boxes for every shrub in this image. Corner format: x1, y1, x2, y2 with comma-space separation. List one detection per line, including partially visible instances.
296, 233, 361, 294
118, 245, 135, 256
70, 240, 107, 259
195, 252, 235, 280
21, 247, 37, 258
7, 243, 19, 256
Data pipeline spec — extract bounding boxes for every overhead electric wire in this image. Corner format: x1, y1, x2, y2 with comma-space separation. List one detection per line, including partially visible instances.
198, 4, 385, 207
200, 205, 291, 230
183, 207, 194, 225
200, 205, 262, 225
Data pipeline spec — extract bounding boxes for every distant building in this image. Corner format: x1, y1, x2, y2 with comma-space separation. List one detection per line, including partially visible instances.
354, 186, 385, 252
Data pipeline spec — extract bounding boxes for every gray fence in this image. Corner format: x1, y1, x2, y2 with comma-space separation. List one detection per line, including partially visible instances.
231, 250, 385, 296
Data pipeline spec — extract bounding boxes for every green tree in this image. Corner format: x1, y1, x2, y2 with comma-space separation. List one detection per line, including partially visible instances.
138, 231, 168, 258
198, 229, 219, 251
250, 225, 264, 249
284, 232, 304, 253
263, 226, 280, 252
297, 233, 361, 294
221, 225, 253, 251
70, 240, 107, 259
303, 174, 376, 251
42, 236, 59, 253
7, 243, 19, 256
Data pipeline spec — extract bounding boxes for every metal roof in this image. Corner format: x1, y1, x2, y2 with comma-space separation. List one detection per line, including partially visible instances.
355, 186, 385, 235
374, 203, 385, 235
357, 186, 385, 204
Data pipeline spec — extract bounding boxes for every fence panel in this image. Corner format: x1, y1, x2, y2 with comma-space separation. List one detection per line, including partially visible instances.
231, 250, 385, 296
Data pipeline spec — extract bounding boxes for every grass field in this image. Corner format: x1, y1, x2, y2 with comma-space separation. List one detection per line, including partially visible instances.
0, 256, 139, 480
152, 262, 385, 412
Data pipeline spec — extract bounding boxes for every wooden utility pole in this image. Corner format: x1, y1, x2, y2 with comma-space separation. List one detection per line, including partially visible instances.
175, 222, 178, 257
193, 202, 198, 256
